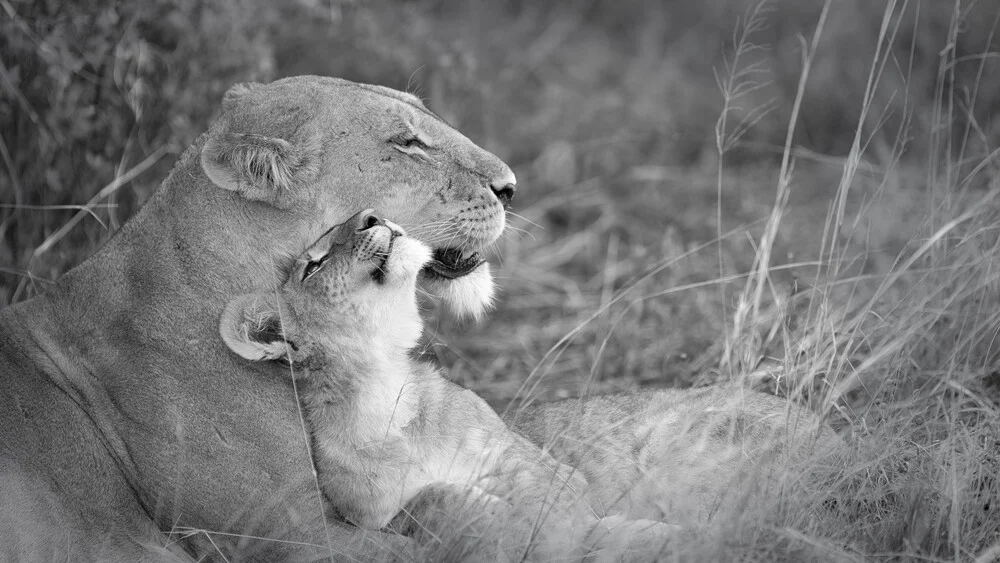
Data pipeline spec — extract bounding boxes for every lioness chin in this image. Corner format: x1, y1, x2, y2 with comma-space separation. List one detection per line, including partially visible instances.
220, 210, 676, 562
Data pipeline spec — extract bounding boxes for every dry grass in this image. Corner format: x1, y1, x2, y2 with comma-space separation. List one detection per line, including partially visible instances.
4, 0, 1000, 560
417, 0, 1000, 559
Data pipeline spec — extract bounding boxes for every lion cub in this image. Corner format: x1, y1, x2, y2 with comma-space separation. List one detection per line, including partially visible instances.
220, 210, 672, 559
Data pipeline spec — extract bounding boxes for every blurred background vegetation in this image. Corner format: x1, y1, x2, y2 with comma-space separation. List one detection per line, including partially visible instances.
2, 0, 999, 396
5, 1, 1000, 558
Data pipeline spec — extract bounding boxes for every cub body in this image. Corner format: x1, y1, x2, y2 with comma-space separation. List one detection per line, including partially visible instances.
221, 211, 675, 560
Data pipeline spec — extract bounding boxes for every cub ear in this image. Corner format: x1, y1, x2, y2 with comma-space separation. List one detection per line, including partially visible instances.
219, 294, 294, 362
201, 88, 322, 209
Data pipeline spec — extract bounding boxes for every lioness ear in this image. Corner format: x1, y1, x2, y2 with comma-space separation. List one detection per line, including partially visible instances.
201, 85, 322, 209
221, 82, 261, 111
201, 129, 322, 209
219, 294, 294, 362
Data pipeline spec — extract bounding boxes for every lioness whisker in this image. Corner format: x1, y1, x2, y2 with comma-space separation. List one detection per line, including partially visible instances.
502, 225, 534, 241
505, 210, 543, 231
413, 224, 460, 240
409, 224, 459, 241
405, 220, 454, 234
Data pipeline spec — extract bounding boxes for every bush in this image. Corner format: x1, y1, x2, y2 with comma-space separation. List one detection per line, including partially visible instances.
0, 0, 276, 302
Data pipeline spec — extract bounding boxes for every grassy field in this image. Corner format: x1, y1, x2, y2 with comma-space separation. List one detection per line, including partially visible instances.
3, 0, 1000, 560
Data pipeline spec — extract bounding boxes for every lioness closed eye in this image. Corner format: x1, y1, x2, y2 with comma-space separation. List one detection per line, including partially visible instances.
220, 210, 675, 560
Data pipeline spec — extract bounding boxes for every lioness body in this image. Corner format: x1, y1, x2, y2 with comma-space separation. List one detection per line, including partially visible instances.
0, 76, 515, 561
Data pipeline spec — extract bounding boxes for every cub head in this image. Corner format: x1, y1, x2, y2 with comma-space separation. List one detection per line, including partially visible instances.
219, 209, 433, 369
199, 76, 511, 319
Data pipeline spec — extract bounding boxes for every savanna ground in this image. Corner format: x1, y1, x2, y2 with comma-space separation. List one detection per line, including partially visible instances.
3, 0, 1000, 560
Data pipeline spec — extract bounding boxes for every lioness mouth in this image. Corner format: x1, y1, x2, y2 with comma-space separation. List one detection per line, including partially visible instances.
424, 248, 484, 279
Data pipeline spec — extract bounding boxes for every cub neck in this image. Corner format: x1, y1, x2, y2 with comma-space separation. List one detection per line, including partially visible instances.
291, 282, 425, 438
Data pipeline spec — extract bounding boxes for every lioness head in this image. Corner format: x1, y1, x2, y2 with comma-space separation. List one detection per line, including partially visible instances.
220, 209, 431, 368
200, 76, 512, 319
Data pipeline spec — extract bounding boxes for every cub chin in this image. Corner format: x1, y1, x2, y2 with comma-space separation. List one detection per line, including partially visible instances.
219, 209, 675, 561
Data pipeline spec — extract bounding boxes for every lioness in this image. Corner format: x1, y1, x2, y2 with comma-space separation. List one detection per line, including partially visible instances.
219, 210, 675, 561
0, 76, 517, 561
0, 75, 836, 561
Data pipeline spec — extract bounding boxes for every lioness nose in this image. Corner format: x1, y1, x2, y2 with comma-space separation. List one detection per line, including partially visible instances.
490, 182, 516, 209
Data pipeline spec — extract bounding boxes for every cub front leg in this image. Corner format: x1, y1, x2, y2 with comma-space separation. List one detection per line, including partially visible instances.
312, 431, 417, 530
389, 483, 520, 563
482, 443, 680, 562
582, 515, 680, 563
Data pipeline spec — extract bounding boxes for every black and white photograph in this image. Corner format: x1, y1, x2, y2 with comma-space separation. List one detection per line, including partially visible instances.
2, 0, 999, 561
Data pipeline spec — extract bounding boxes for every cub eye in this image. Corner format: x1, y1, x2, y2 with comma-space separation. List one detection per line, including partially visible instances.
302, 260, 324, 281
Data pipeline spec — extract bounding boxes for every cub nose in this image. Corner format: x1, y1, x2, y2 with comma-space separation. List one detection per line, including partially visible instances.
357, 212, 384, 231
329, 209, 382, 246
490, 181, 516, 209
348, 209, 383, 232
